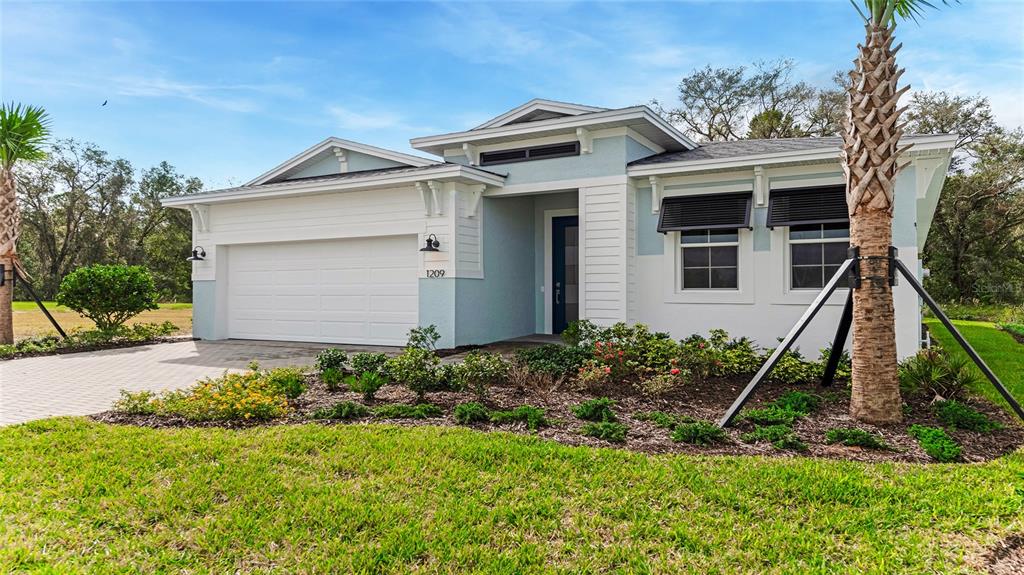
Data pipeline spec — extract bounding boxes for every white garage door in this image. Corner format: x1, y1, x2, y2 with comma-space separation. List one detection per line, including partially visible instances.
227, 236, 419, 346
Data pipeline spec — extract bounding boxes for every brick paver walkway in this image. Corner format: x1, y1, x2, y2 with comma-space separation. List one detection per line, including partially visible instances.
0, 339, 395, 426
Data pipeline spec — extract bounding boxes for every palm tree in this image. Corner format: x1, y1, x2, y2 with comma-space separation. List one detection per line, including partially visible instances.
0, 103, 51, 344
843, 0, 948, 423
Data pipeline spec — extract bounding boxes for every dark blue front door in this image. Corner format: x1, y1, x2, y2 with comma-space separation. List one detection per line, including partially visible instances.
552, 216, 579, 334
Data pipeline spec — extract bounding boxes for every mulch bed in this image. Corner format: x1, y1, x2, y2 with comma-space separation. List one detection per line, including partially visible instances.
1, 336, 194, 361
93, 369, 1024, 464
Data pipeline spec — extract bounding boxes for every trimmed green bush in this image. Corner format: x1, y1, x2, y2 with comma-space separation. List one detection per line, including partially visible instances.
824, 427, 888, 449
934, 400, 1002, 433
321, 368, 345, 392
385, 347, 441, 401
741, 405, 800, 426
263, 367, 306, 400
374, 403, 442, 419
315, 348, 348, 373
581, 421, 628, 443
515, 344, 591, 377
350, 352, 389, 376
908, 424, 962, 462
490, 406, 548, 431
741, 425, 807, 451
453, 402, 490, 425
571, 397, 617, 422
311, 401, 370, 420
56, 264, 158, 333
671, 421, 727, 445
772, 391, 820, 415
346, 371, 386, 401
450, 352, 511, 400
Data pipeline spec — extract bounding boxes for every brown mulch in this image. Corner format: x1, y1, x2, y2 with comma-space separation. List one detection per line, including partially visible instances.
984, 534, 1024, 575
1, 336, 194, 361
92, 370, 1024, 464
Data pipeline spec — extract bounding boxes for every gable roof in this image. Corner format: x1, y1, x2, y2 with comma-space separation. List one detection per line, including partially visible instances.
245, 137, 439, 186
473, 99, 608, 130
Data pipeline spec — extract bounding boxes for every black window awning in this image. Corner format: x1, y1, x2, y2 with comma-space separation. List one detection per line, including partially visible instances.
767, 185, 849, 228
657, 192, 752, 233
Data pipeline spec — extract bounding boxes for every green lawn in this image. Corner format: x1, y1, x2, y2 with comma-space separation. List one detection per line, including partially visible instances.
2, 418, 1023, 574
924, 318, 1024, 411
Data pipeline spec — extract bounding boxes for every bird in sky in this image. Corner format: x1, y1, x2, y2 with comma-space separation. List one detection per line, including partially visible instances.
101, 100, 107, 106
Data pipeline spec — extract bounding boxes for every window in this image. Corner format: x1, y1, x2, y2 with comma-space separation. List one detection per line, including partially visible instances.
680, 229, 739, 289
789, 223, 850, 289
479, 141, 580, 166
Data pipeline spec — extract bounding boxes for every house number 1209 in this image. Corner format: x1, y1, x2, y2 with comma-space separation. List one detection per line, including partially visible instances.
426, 269, 446, 278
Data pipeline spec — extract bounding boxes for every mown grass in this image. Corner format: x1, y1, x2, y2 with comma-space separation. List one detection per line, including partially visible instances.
925, 318, 1024, 412
12, 302, 192, 340
3, 418, 1024, 573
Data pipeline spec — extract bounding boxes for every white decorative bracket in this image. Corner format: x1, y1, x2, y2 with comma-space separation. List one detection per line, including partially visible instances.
415, 182, 432, 216
914, 157, 943, 199
576, 127, 593, 154
753, 166, 767, 206
427, 181, 444, 216
649, 176, 661, 214
189, 204, 210, 233
466, 185, 484, 218
463, 143, 480, 166
332, 146, 348, 173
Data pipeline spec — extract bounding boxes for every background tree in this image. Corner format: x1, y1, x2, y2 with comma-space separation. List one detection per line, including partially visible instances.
842, 0, 949, 424
0, 103, 51, 344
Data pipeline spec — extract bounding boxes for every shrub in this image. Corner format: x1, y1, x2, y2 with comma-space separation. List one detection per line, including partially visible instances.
453, 402, 490, 425
321, 368, 345, 392
262, 367, 306, 400
148, 370, 294, 421
112, 390, 158, 415
374, 403, 442, 419
515, 345, 591, 377
571, 397, 617, 422
56, 264, 159, 333
908, 424, 962, 462
451, 352, 511, 400
315, 348, 348, 373
671, 421, 727, 445
934, 400, 1002, 433
741, 424, 807, 451
772, 391, 821, 416
407, 325, 441, 351
741, 405, 800, 426
635, 369, 688, 396
581, 421, 628, 443
575, 360, 611, 392
346, 371, 387, 401
385, 347, 441, 401
311, 401, 370, 420
490, 405, 548, 431
824, 427, 888, 449
899, 348, 981, 400
350, 352, 389, 376
765, 350, 821, 385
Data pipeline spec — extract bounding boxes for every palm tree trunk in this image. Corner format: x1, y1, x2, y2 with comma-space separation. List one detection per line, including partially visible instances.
0, 168, 20, 344
843, 21, 911, 424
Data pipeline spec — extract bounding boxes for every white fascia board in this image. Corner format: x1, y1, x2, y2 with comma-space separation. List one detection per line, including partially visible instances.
473, 99, 609, 130
163, 164, 504, 207
245, 137, 439, 186
627, 134, 958, 178
412, 106, 697, 153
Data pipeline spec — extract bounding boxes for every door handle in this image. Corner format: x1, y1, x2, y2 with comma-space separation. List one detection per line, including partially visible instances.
555, 282, 561, 305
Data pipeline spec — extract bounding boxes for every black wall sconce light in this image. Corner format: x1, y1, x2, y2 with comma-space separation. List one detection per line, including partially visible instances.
186, 246, 207, 261
420, 234, 440, 252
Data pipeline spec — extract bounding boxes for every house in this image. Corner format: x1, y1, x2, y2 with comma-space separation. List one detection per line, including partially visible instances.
163, 99, 955, 357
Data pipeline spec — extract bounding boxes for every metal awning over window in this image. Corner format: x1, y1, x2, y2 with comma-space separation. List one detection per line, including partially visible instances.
657, 192, 752, 233
767, 185, 849, 228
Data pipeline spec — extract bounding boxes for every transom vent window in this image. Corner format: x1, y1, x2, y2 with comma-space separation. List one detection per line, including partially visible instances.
478, 141, 580, 166
681, 229, 739, 290
790, 223, 850, 289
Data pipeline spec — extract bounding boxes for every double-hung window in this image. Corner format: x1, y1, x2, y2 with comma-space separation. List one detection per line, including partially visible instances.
767, 185, 850, 290
657, 192, 752, 292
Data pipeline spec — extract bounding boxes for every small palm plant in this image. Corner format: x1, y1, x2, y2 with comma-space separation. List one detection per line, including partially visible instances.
0, 103, 51, 344
843, 1, 951, 423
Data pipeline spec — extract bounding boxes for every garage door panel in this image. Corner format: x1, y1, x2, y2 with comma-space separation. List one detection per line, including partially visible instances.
228, 236, 418, 345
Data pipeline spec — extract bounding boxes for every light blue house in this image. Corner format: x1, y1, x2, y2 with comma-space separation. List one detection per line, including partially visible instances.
164, 99, 954, 357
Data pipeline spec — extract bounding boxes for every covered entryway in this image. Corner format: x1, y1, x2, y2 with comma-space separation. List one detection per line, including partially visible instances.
226, 236, 419, 346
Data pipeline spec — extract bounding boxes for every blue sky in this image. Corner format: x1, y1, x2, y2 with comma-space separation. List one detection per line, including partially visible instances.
3, 1, 1023, 189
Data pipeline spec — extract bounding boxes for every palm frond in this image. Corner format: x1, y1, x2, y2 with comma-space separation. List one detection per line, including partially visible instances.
0, 102, 52, 171
858, 0, 956, 25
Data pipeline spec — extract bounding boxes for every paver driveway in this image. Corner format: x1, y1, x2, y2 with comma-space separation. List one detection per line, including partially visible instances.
0, 339, 395, 426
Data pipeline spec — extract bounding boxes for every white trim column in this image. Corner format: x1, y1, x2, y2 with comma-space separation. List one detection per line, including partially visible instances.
578, 178, 629, 325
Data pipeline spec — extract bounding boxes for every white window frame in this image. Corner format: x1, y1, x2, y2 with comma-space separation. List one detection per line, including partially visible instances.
677, 230, 741, 291
662, 228, 754, 304
787, 224, 851, 291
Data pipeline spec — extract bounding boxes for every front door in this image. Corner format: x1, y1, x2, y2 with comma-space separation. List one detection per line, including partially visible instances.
552, 216, 579, 334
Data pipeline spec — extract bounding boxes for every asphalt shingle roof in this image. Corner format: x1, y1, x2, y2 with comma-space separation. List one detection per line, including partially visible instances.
629, 136, 844, 166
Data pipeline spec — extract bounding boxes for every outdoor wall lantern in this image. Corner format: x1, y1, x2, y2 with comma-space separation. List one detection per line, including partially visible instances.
186, 246, 207, 261
420, 234, 440, 252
